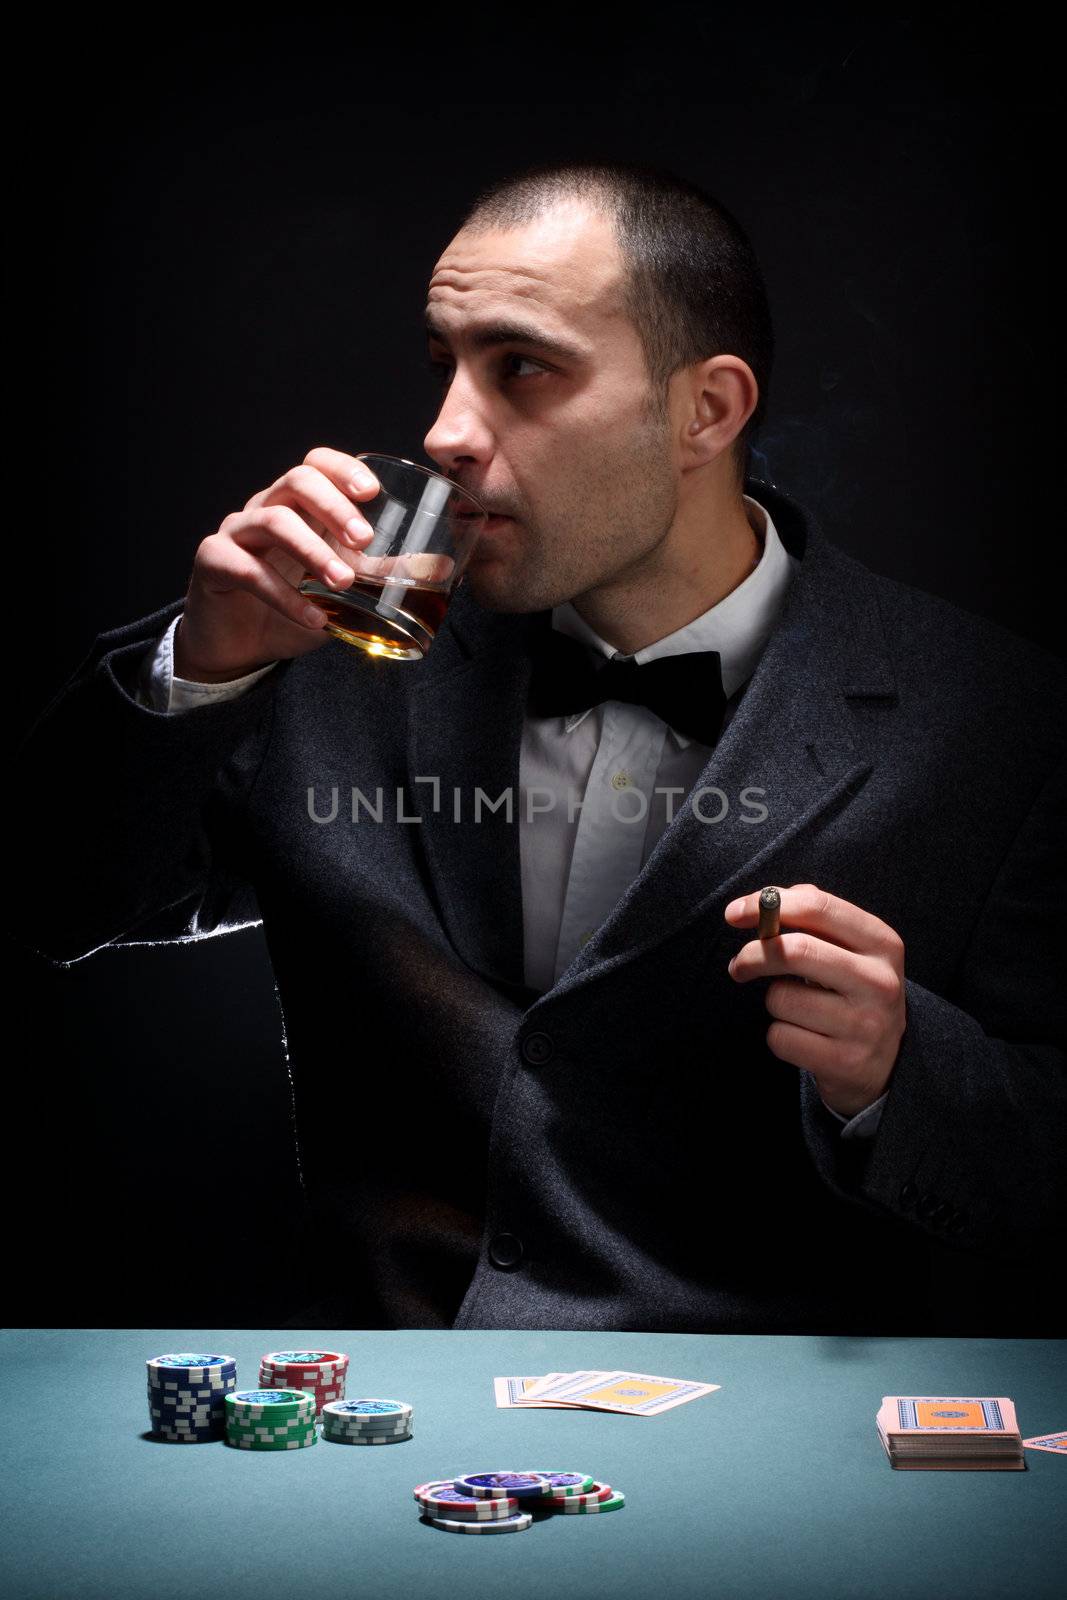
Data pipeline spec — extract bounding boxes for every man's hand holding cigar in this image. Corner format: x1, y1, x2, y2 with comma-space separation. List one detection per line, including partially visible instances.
724, 884, 907, 1119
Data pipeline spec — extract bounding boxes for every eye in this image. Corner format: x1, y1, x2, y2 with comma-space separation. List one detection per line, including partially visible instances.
426, 353, 546, 384
502, 354, 545, 379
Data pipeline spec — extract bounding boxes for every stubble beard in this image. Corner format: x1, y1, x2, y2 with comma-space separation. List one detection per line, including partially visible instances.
466, 401, 676, 616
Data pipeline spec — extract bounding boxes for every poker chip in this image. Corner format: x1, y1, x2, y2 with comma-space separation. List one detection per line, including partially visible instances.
549, 1490, 626, 1513
152, 1429, 218, 1443
325, 1420, 413, 1435
227, 1390, 316, 1417
453, 1472, 553, 1500
323, 1420, 412, 1433
226, 1432, 317, 1451
258, 1351, 348, 1417
322, 1397, 414, 1445
414, 1470, 625, 1532
519, 1471, 596, 1495
146, 1353, 237, 1442
420, 1511, 533, 1534
539, 1482, 614, 1508
225, 1389, 317, 1450
326, 1398, 412, 1419
413, 1482, 520, 1519
259, 1351, 347, 1374
227, 1441, 317, 1453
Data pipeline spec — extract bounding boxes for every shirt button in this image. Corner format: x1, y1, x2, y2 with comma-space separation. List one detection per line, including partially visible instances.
488, 1233, 524, 1270
520, 1031, 555, 1066
610, 771, 631, 790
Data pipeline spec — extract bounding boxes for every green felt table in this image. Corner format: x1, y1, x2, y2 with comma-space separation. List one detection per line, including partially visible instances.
1, 1329, 1064, 1599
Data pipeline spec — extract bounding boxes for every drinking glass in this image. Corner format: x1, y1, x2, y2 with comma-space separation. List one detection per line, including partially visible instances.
299, 453, 488, 660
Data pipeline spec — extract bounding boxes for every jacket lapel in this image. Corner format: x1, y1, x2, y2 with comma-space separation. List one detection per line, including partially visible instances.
550, 489, 897, 999
407, 482, 897, 1002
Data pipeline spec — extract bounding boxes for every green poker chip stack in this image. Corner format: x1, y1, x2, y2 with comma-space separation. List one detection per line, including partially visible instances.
224, 1388, 318, 1450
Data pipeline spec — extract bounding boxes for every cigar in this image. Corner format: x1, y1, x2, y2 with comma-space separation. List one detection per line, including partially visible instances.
757, 886, 781, 939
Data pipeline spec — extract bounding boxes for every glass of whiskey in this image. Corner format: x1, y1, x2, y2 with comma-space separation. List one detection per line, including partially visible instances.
299, 453, 489, 660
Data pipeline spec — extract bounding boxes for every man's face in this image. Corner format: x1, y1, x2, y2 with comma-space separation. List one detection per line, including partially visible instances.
423, 200, 679, 614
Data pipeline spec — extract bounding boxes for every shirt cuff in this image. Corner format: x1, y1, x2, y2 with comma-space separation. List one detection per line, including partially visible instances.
137, 614, 279, 712
820, 1090, 888, 1140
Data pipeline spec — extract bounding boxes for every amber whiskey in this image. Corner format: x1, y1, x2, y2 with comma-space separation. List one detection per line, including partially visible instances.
299, 574, 451, 661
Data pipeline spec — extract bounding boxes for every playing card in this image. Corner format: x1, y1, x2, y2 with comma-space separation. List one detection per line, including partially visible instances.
514, 1371, 612, 1403
1022, 1431, 1067, 1455
880, 1396, 1020, 1435
493, 1376, 576, 1408
517, 1370, 720, 1415
493, 1376, 549, 1408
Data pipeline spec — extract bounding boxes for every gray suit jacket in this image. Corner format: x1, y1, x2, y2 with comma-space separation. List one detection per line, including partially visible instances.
15, 479, 1066, 1332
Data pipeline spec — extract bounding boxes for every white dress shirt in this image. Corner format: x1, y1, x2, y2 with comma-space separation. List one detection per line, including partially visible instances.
137, 493, 886, 1139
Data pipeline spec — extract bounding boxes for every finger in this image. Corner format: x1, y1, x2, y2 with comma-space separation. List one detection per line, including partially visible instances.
724, 882, 902, 959
764, 975, 845, 1035
727, 930, 874, 998
765, 1018, 839, 1074
259, 509, 333, 586
301, 446, 382, 512
254, 462, 378, 549
228, 505, 357, 592
198, 535, 330, 630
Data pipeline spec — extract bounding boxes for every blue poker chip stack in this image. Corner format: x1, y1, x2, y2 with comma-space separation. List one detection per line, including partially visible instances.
147, 1353, 238, 1442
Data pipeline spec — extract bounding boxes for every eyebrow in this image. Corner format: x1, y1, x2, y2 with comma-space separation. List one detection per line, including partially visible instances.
424, 313, 588, 365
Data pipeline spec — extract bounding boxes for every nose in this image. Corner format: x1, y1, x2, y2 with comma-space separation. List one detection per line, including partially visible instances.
423, 367, 496, 476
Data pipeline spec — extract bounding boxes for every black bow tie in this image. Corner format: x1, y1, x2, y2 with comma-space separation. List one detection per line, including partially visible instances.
527, 627, 728, 746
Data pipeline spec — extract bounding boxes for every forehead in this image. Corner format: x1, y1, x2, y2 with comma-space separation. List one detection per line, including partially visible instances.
426, 200, 626, 336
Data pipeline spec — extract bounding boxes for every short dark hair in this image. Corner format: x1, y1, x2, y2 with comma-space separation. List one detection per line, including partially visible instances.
454, 158, 774, 492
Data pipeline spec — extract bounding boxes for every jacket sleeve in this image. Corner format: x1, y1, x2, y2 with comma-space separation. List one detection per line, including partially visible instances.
799, 750, 1067, 1265
13, 596, 291, 966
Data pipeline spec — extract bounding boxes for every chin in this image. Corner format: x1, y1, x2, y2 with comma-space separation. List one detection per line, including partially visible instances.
463, 562, 545, 614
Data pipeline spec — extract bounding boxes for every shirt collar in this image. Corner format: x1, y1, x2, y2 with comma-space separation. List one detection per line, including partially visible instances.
546, 494, 798, 746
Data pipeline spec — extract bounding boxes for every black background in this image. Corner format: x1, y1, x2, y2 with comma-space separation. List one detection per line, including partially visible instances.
9, 11, 1060, 1330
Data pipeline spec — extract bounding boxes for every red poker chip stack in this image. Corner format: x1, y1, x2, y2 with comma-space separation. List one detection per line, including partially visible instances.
258, 1350, 349, 1416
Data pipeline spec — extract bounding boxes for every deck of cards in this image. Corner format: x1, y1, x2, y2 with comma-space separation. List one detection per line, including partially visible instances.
494, 1370, 719, 1416
876, 1396, 1024, 1470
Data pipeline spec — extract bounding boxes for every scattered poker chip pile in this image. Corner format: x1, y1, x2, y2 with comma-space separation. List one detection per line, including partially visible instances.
146, 1354, 237, 1442
258, 1350, 349, 1415
225, 1389, 319, 1450
413, 1472, 626, 1533
322, 1398, 414, 1444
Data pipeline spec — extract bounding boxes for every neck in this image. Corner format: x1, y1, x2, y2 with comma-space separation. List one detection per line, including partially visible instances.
569, 497, 763, 656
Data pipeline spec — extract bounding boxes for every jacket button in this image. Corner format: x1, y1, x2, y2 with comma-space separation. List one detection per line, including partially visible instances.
489, 1233, 524, 1270
521, 1031, 554, 1066
928, 1201, 952, 1224
899, 1182, 918, 1208
916, 1192, 940, 1220
945, 1212, 966, 1234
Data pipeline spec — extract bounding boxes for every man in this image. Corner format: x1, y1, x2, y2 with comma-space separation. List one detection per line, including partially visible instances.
16, 160, 1065, 1333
